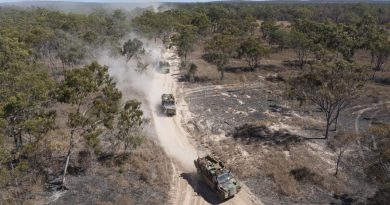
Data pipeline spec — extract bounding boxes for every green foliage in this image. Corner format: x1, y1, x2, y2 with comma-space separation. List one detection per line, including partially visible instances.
122, 38, 145, 62
288, 30, 315, 68
204, 34, 238, 80
117, 100, 147, 152
190, 13, 211, 35
261, 20, 278, 45
132, 11, 176, 43
0, 8, 133, 67
56, 31, 86, 68
271, 28, 291, 49
83, 129, 103, 155
56, 61, 122, 164
0, 64, 55, 150
171, 24, 198, 66
179, 3, 390, 25
107, 9, 130, 39
58, 62, 122, 131
57, 62, 111, 104
239, 36, 269, 69
289, 61, 367, 139
24, 26, 56, 60
371, 37, 390, 71
0, 15, 60, 192
0, 30, 30, 70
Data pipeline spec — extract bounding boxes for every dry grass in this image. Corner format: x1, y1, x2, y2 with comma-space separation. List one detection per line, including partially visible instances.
130, 139, 172, 186
209, 134, 350, 198
47, 137, 172, 205
260, 150, 300, 196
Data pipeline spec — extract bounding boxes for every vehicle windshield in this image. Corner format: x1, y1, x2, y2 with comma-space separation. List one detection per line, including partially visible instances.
217, 173, 232, 184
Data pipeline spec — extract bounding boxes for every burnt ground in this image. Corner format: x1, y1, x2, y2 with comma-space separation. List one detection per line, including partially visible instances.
184, 79, 324, 139
40, 138, 172, 205
182, 73, 390, 204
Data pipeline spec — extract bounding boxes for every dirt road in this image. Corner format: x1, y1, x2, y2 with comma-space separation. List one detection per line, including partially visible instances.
350, 101, 390, 162
148, 48, 262, 205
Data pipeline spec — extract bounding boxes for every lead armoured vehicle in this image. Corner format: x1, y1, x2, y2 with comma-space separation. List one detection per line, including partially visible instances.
194, 155, 241, 200
161, 94, 176, 116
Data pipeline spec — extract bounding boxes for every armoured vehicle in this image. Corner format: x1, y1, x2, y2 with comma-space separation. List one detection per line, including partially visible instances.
194, 155, 241, 200
159, 61, 170, 74
161, 94, 176, 116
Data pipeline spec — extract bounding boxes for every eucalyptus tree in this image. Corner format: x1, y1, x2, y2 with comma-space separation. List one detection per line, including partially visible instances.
117, 100, 148, 152
204, 34, 238, 80
239, 36, 270, 70
288, 61, 367, 139
122, 38, 145, 62
171, 25, 198, 67
56, 62, 122, 187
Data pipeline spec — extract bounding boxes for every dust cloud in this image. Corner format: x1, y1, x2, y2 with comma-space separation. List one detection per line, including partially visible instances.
96, 34, 201, 170
97, 35, 165, 107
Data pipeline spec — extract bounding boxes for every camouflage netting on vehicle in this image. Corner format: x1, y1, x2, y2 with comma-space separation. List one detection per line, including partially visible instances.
194, 155, 241, 200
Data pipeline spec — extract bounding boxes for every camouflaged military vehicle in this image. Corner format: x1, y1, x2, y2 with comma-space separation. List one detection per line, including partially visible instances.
159, 61, 170, 74
161, 94, 176, 116
194, 155, 241, 200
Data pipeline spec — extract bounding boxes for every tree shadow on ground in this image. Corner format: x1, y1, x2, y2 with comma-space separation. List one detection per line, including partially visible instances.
176, 74, 212, 83
373, 76, 390, 85
228, 123, 302, 146
180, 172, 229, 205
225, 64, 285, 74
225, 66, 255, 73
282, 60, 315, 68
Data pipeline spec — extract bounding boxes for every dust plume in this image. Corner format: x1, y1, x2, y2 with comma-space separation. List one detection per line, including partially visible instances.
97, 35, 169, 109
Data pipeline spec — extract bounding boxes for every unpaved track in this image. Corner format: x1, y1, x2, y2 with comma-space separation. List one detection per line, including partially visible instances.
352, 101, 390, 162
149, 49, 262, 205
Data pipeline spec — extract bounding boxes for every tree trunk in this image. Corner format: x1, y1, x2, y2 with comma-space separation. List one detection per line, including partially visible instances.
220, 68, 224, 80
62, 61, 65, 69
333, 108, 341, 131
61, 130, 75, 188
371, 135, 378, 150
325, 121, 331, 139
335, 149, 343, 176
18, 133, 23, 148
10, 160, 19, 187
61, 146, 71, 187
13, 133, 19, 151
184, 53, 187, 68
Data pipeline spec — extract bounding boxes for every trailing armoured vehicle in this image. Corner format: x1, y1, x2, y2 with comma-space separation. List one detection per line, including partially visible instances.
194, 155, 241, 200
161, 94, 176, 116
159, 61, 170, 73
